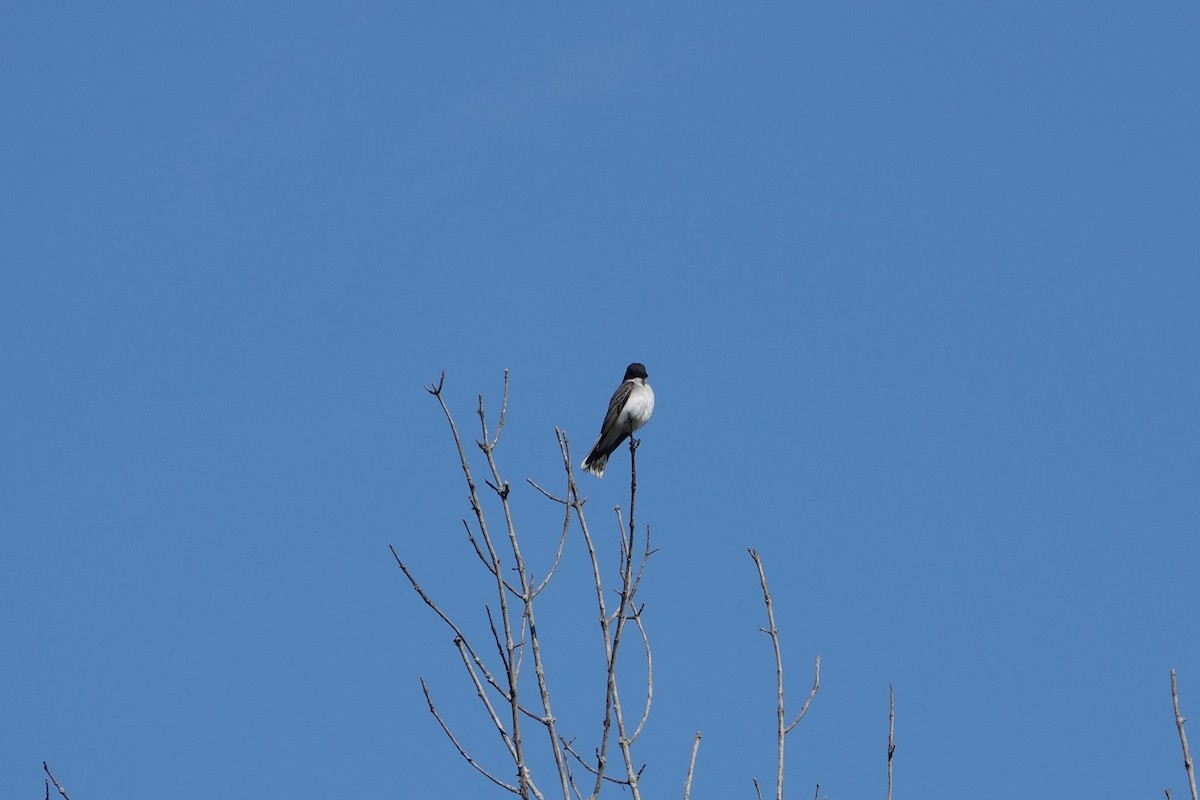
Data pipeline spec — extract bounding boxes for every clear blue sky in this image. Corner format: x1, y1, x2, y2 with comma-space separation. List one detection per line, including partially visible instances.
4, 3, 1198, 798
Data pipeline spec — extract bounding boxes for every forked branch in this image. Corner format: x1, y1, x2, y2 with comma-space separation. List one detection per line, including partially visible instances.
749, 548, 820, 800
42, 763, 70, 800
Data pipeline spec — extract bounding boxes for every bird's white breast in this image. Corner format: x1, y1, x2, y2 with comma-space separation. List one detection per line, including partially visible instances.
620, 380, 655, 431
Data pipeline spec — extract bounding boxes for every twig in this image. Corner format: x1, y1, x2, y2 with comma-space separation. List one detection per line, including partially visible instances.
786, 655, 820, 734
753, 777, 764, 800
390, 546, 515, 705
682, 731, 702, 800
1172, 669, 1198, 800
628, 432, 639, 545
531, 491, 573, 598
559, 738, 632, 786
490, 369, 510, 449
888, 684, 895, 800
486, 605, 510, 674
629, 612, 654, 742
421, 677, 520, 794
452, 638, 523, 761
42, 763, 70, 800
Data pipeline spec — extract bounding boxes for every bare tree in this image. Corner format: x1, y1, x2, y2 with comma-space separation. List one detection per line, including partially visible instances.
393, 372, 655, 799
396, 373, 923, 800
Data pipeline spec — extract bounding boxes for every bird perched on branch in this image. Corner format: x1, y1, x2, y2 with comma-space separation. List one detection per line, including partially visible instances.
581, 362, 655, 477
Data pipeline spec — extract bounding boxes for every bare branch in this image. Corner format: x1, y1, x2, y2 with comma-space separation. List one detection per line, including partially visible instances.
629, 612, 654, 743
490, 369, 510, 449
390, 546, 512, 701
531, 487, 573, 598
785, 655, 820, 734
682, 731, 702, 800
627, 433, 640, 544
564, 747, 584, 800
559, 426, 651, 800
753, 777, 764, 800
597, 434, 649, 800
527, 478, 567, 505
420, 677, 521, 794
1172, 669, 1198, 800
430, 383, 540, 798
462, 520, 521, 598
560, 738, 633, 786
750, 548, 820, 800
888, 684, 896, 800
464, 518, 496, 572
562, 429, 618, 798
486, 605, 510, 674
42, 763, 70, 800
452, 640, 522, 760
751, 548, 786, 800
424, 371, 446, 396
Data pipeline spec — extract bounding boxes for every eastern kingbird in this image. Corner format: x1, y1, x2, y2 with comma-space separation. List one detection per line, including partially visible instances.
581, 362, 655, 478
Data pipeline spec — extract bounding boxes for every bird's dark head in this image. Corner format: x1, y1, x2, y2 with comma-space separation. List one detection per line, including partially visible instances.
624, 362, 648, 380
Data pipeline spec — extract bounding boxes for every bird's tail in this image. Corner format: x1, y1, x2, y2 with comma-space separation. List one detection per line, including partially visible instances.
580, 451, 608, 477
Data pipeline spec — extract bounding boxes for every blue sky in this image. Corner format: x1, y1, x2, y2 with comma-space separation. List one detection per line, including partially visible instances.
3, 3, 1198, 798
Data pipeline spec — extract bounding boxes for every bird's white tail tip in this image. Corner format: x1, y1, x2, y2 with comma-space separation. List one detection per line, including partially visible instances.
580, 456, 607, 477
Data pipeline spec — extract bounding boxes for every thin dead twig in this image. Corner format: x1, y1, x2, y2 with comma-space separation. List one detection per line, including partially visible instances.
559, 738, 633, 786
786, 655, 820, 734
420, 677, 520, 794
390, 545, 518, 706
1172, 669, 1198, 800
888, 685, 896, 800
682, 731, 702, 800
489, 368, 510, 449
629, 612, 654, 742
42, 763, 70, 800
532, 493, 573, 598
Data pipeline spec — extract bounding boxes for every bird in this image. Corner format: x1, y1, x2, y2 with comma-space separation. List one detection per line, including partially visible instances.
581, 362, 655, 477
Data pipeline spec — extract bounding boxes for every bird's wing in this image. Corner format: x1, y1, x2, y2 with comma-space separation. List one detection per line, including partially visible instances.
597, 381, 634, 441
